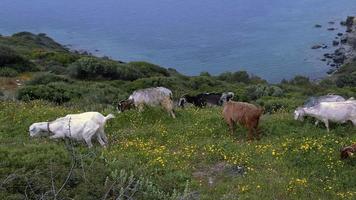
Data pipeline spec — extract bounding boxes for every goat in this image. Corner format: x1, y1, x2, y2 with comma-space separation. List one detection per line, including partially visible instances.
118, 87, 176, 118
294, 101, 356, 132
222, 101, 263, 140
179, 92, 234, 108
29, 112, 115, 148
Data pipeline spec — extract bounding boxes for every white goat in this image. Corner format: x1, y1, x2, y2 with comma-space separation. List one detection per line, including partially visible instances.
294, 102, 356, 132
29, 112, 115, 148
118, 87, 176, 118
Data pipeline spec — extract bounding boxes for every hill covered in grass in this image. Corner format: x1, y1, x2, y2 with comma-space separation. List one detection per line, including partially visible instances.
1, 32, 356, 199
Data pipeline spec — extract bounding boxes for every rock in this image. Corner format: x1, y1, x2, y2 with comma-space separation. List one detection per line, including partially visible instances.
335, 48, 346, 56
333, 54, 346, 64
330, 63, 336, 67
333, 40, 340, 46
327, 68, 336, 74
341, 21, 347, 26
327, 28, 336, 31
346, 16, 355, 26
311, 45, 322, 49
328, 21, 335, 24
321, 58, 327, 61
340, 35, 348, 44
324, 53, 333, 59
337, 33, 343, 36
314, 24, 322, 28
346, 16, 355, 32
322, 45, 328, 49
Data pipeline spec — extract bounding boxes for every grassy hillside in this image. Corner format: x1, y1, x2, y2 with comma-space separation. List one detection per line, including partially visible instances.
1, 32, 356, 199
1, 101, 356, 199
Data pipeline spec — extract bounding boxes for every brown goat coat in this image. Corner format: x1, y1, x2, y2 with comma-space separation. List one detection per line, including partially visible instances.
222, 101, 263, 140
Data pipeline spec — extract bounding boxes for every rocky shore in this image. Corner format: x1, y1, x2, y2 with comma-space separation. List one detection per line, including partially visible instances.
318, 16, 356, 74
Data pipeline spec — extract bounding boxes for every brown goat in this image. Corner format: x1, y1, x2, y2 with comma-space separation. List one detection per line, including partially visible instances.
222, 101, 263, 140
340, 144, 356, 159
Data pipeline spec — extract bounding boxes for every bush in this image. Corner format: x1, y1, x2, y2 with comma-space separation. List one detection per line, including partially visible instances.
17, 82, 81, 104
0, 46, 35, 72
116, 65, 144, 81
127, 61, 170, 77
26, 73, 73, 85
69, 58, 172, 81
245, 84, 284, 100
199, 71, 211, 77
256, 97, 301, 113
0, 67, 18, 77
45, 64, 68, 75
336, 73, 356, 87
288, 75, 311, 85
31, 50, 79, 65
318, 79, 335, 88
12, 32, 67, 51
68, 57, 121, 80
218, 71, 251, 83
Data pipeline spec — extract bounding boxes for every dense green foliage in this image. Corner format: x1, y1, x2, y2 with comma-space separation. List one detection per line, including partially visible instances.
0, 67, 18, 77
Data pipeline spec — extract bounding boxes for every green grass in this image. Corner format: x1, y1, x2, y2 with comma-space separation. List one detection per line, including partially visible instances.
1, 101, 356, 199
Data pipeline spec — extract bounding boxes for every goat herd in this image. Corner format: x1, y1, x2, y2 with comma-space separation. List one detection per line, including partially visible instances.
29, 87, 356, 159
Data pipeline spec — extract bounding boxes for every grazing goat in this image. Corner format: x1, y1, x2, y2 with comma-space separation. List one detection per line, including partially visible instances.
179, 92, 234, 108
29, 112, 115, 148
294, 101, 356, 132
341, 144, 356, 159
118, 87, 176, 118
222, 101, 263, 140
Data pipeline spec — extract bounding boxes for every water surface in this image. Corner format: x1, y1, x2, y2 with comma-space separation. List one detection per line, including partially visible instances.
1, 0, 355, 82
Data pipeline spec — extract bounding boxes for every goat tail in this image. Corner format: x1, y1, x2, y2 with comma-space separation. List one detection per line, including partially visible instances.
104, 114, 115, 121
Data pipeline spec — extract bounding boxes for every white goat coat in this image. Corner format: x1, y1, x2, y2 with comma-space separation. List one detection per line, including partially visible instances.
128, 87, 172, 107
295, 102, 356, 131
127, 87, 175, 118
29, 112, 114, 147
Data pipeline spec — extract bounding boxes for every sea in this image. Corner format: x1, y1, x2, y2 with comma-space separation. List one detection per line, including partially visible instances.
1, 0, 356, 82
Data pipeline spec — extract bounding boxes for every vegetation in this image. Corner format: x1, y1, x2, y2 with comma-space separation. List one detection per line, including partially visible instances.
1, 32, 356, 199
0, 67, 18, 77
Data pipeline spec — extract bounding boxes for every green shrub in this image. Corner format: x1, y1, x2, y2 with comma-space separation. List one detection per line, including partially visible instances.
288, 75, 311, 85
127, 61, 170, 77
199, 71, 211, 77
26, 73, 73, 85
256, 97, 301, 113
68, 57, 121, 80
218, 71, 251, 83
31, 50, 79, 65
12, 32, 67, 51
17, 82, 81, 104
245, 84, 284, 100
116, 65, 144, 81
0, 67, 18, 77
0, 46, 35, 72
318, 79, 335, 88
336, 73, 356, 87
45, 64, 68, 75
